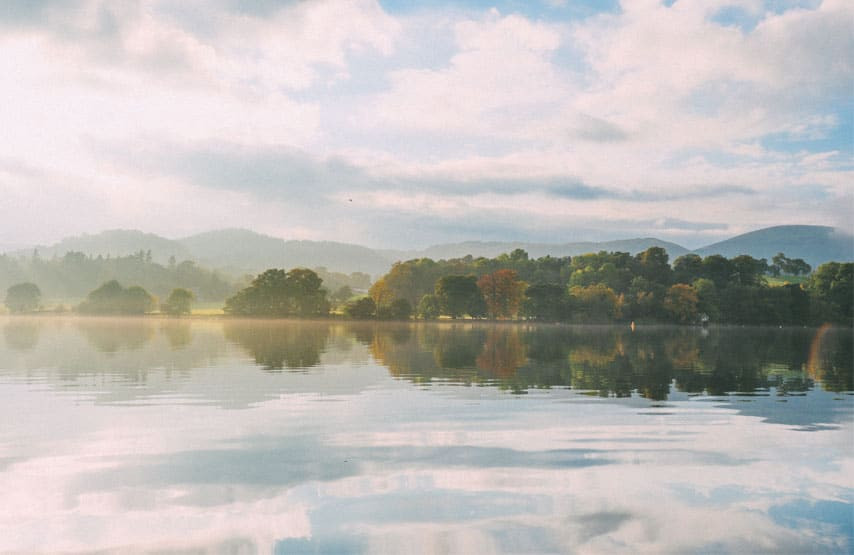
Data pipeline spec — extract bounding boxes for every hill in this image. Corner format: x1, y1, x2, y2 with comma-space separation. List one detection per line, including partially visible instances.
17, 229, 193, 264
178, 229, 393, 277
3, 226, 850, 288
693, 225, 853, 269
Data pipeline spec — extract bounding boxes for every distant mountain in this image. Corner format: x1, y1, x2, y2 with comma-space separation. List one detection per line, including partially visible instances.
5, 225, 850, 283
17, 229, 192, 264
693, 225, 853, 269
383, 238, 690, 263
178, 229, 393, 277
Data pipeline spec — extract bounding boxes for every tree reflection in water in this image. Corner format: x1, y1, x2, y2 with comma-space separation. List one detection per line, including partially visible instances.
223, 320, 330, 371
78, 318, 155, 353
364, 323, 853, 399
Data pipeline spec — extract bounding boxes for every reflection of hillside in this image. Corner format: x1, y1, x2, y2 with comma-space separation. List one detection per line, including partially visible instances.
223, 320, 330, 370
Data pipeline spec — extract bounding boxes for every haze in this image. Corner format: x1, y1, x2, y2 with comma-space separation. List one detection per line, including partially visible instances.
1, 0, 851, 252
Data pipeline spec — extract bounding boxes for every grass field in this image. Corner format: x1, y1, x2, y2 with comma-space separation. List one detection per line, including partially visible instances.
766, 275, 809, 286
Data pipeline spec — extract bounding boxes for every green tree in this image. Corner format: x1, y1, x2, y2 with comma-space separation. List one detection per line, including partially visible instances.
522, 283, 566, 321
635, 247, 672, 286
124, 286, 157, 314
224, 268, 328, 317
4, 282, 41, 313
162, 288, 194, 316
771, 252, 812, 277
78, 280, 155, 314
287, 268, 329, 316
806, 262, 853, 323
384, 298, 412, 320
435, 275, 483, 318
731, 255, 767, 286
344, 296, 377, 319
701, 255, 734, 289
417, 294, 441, 320
692, 278, 720, 321
673, 254, 703, 284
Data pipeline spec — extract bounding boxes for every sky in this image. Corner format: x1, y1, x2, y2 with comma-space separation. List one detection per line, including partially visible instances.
0, 0, 851, 250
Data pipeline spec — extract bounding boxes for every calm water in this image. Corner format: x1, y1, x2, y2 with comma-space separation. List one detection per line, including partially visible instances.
0, 317, 851, 554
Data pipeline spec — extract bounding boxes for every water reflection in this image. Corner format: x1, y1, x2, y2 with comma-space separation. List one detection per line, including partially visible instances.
0, 317, 851, 553
3, 319, 41, 352
1, 318, 851, 404
363, 323, 853, 399
224, 320, 330, 371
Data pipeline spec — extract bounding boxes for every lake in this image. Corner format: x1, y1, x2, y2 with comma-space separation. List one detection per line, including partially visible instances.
0, 317, 851, 553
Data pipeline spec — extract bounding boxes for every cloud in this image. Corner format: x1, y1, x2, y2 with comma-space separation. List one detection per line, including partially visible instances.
0, 0, 849, 248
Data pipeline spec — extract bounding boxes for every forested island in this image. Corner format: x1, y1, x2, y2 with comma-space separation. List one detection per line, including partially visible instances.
3, 247, 851, 326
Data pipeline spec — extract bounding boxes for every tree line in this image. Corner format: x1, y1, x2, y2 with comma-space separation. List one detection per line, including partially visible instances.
4, 247, 851, 326
362, 248, 851, 325
4, 279, 196, 316
0, 250, 235, 301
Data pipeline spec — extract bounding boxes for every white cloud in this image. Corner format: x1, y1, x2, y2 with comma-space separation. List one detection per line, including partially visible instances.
0, 0, 850, 247
365, 13, 569, 138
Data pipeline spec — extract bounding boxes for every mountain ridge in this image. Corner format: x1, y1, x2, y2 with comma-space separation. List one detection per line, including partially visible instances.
6, 225, 851, 278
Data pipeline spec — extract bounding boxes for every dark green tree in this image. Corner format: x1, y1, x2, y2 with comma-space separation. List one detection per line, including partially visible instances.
224, 268, 328, 317
731, 255, 768, 286
635, 247, 672, 286
806, 262, 853, 323
701, 255, 734, 289
522, 283, 566, 321
672, 254, 703, 284
435, 275, 483, 318
344, 296, 377, 319
4, 282, 41, 313
383, 298, 412, 320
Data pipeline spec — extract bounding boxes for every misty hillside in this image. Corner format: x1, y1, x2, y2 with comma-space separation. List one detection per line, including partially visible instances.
3, 226, 851, 286
384, 238, 690, 263
20, 230, 193, 264
178, 229, 393, 276
693, 225, 853, 269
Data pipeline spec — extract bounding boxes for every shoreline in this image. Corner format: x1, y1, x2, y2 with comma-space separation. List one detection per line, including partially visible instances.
0, 312, 842, 329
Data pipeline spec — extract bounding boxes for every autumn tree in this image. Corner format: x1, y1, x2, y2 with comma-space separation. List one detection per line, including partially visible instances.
369, 277, 395, 313
477, 269, 526, 319
569, 284, 620, 322
663, 284, 699, 324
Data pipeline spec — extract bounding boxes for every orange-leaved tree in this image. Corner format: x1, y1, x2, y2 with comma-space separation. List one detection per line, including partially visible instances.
477, 270, 526, 320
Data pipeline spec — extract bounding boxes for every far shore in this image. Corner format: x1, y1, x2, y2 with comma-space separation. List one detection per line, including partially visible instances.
0, 311, 838, 329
